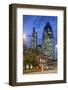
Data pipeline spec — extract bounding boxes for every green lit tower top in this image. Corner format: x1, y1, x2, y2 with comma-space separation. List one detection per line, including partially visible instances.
31, 27, 37, 49
42, 22, 55, 59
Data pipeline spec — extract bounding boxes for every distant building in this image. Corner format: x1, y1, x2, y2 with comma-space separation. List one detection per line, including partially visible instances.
31, 27, 37, 49
42, 22, 55, 59
35, 53, 48, 69
37, 45, 42, 52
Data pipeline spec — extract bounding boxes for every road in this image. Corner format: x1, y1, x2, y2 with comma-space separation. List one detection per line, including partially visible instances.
31, 70, 57, 74
25, 68, 57, 74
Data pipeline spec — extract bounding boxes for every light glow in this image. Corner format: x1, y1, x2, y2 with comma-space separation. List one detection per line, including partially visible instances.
55, 44, 58, 48
23, 33, 26, 40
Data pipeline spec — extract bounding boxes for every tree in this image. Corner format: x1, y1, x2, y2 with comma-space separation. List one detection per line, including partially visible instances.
24, 49, 39, 68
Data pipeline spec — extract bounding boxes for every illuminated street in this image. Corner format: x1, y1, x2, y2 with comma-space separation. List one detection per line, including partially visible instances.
24, 66, 57, 74
30, 69, 57, 74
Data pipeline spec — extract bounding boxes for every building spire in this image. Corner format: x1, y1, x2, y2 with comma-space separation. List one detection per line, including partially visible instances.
31, 27, 37, 49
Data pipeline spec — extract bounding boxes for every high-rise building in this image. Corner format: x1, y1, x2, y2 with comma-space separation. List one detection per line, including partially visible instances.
31, 27, 37, 49
42, 22, 55, 59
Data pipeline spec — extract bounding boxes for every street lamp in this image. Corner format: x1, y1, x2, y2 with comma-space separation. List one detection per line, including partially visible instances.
23, 33, 26, 47
23, 33, 26, 40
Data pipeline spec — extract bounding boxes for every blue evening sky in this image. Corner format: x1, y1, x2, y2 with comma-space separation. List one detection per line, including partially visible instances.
23, 15, 57, 59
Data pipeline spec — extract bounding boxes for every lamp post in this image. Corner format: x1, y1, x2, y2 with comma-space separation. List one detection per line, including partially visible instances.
40, 58, 44, 71
23, 33, 26, 40
23, 33, 26, 48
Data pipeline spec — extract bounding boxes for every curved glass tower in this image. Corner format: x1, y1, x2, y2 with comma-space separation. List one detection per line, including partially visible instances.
42, 22, 55, 59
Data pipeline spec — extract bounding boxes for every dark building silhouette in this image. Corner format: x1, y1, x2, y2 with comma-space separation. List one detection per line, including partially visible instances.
31, 27, 37, 49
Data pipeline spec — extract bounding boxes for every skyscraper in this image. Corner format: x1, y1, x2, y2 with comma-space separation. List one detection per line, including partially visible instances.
42, 22, 55, 59
31, 27, 37, 49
